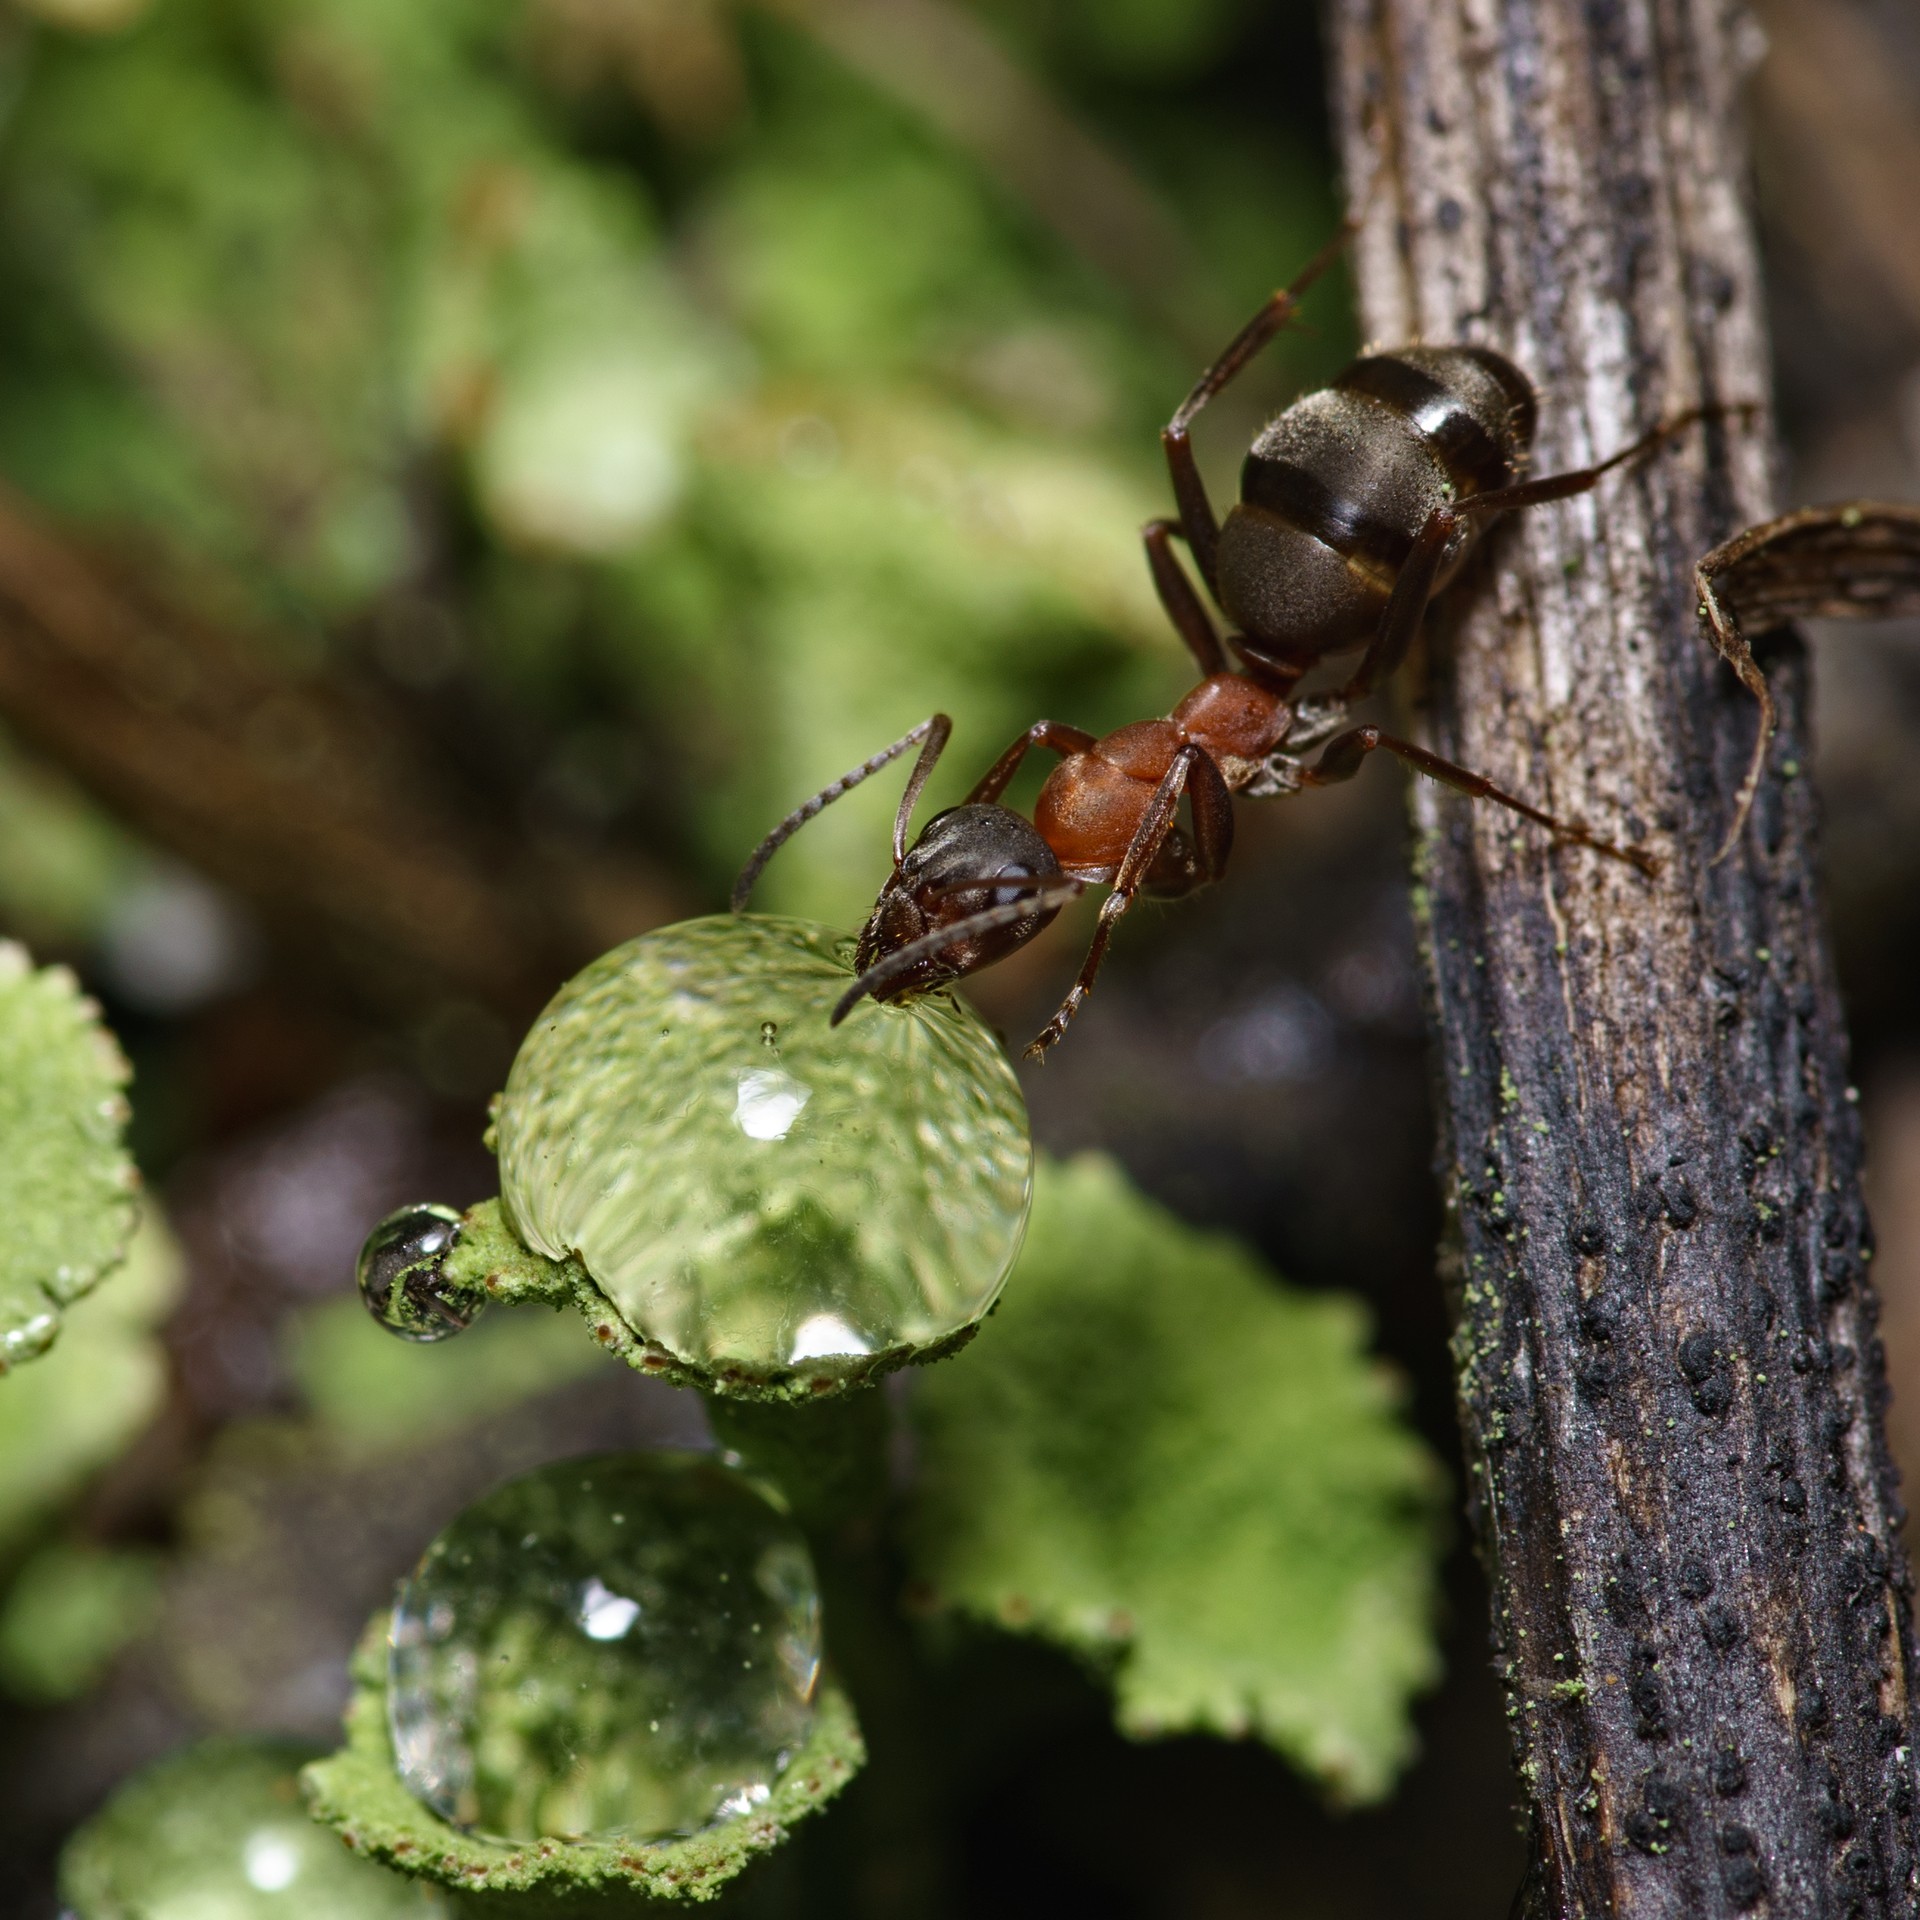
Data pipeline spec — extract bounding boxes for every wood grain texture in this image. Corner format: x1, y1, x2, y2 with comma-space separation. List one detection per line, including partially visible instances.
1323, 0, 1920, 1911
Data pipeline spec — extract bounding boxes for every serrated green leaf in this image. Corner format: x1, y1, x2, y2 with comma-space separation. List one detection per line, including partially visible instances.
0, 1207, 180, 1557
61, 1736, 452, 1919
0, 941, 138, 1371
303, 1614, 864, 1905
904, 1153, 1446, 1805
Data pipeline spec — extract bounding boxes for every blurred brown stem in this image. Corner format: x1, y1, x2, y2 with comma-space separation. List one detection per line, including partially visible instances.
0, 485, 678, 1015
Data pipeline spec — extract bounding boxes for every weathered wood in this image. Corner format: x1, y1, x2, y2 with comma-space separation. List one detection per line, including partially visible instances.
1323, 1, 1920, 1912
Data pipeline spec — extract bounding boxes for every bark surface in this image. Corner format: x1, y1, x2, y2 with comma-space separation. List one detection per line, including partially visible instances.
1322, 1, 1920, 1912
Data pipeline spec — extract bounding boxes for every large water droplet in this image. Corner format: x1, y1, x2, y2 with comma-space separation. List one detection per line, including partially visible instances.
357, 1204, 482, 1343
493, 916, 1030, 1387
388, 1452, 821, 1843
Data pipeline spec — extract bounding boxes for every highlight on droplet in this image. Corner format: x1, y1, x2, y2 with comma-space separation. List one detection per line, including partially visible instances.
731, 1067, 811, 1141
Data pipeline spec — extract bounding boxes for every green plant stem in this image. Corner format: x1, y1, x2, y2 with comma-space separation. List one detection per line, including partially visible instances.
704, 1390, 950, 1920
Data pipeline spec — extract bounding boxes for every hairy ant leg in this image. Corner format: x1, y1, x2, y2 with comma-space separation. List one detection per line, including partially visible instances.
1695, 500, 1920, 860
733, 713, 951, 911
1160, 223, 1358, 595
1025, 743, 1234, 1059
966, 720, 1099, 805
1342, 405, 1745, 702
1299, 725, 1658, 875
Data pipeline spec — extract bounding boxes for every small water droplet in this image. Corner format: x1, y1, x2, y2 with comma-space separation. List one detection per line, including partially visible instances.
389, 1453, 821, 1843
760, 1019, 778, 1051
356, 1205, 481, 1343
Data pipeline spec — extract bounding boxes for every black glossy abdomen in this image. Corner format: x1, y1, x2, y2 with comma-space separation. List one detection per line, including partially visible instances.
1216, 344, 1537, 674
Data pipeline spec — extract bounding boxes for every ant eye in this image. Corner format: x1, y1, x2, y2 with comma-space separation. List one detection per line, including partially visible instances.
988, 865, 1042, 910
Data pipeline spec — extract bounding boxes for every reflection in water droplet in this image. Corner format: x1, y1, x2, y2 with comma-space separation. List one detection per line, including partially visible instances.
241, 1830, 301, 1891
356, 1205, 482, 1343
577, 1576, 641, 1641
788, 1312, 873, 1363
389, 1453, 820, 1844
732, 1067, 811, 1142
493, 917, 1031, 1386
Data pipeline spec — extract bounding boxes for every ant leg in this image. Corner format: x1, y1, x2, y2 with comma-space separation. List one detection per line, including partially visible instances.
1300, 725, 1658, 875
1162, 222, 1358, 597
1695, 500, 1920, 861
732, 714, 951, 912
1341, 403, 1760, 702
967, 720, 1099, 806
1144, 519, 1229, 675
1341, 507, 1457, 700
1025, 745, 1230, 1059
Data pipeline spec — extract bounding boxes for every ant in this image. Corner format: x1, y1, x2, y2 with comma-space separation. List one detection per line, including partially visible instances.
737, 229, 1732, 1058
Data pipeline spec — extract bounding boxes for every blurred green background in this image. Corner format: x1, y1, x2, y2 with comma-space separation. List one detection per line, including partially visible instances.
1, 0, 1918, 1913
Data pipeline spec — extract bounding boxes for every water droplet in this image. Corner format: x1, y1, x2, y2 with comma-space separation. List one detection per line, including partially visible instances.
389, 1453, 821, 1843
356, 1204, 482, 1343
760, 1019, 779, 1051
493, 916, 1031, 1387
60, 1738, 447, 1917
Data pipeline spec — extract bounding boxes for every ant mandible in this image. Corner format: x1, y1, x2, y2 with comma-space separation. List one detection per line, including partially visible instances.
736, 228, 1724, 1058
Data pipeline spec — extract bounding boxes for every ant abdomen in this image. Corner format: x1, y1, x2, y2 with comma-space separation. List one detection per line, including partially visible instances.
1218, 344, 1538, 675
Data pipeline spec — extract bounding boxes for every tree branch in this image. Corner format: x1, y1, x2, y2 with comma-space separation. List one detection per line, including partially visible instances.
1323, 0, 1919, 1912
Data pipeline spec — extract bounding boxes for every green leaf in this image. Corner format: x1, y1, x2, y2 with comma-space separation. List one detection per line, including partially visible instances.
0, 1541, 160, 1702
284, 1291, 611, 1460
0, 1207, 180, 1557
61, 1736, 452, 1919
903, 1153, 1446, 1805
0, 941, 138, 1371
303, 1614, 865, 1906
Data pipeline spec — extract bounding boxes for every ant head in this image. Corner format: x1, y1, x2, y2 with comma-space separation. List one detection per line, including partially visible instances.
843, 804, 1070, 1014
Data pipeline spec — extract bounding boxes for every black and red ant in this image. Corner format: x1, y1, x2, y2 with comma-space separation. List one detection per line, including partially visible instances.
736, 230, 1731, 1057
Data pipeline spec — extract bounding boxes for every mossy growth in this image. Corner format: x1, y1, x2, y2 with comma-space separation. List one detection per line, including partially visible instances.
303, 1615, 865, 1907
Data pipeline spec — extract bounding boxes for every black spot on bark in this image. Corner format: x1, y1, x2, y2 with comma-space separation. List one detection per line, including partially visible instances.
1703, 1604, 1744, 1651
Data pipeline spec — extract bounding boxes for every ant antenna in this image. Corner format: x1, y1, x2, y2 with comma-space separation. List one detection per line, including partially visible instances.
732, 715, 952, 913
830, 882, 1084, 1027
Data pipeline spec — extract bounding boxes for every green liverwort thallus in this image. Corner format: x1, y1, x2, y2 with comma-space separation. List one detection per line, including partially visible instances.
493, 915, 1030, 1384
389, 1453, 821, 1843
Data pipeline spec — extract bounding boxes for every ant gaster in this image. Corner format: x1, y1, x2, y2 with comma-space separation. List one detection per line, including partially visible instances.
737, 229, 1724, 1057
